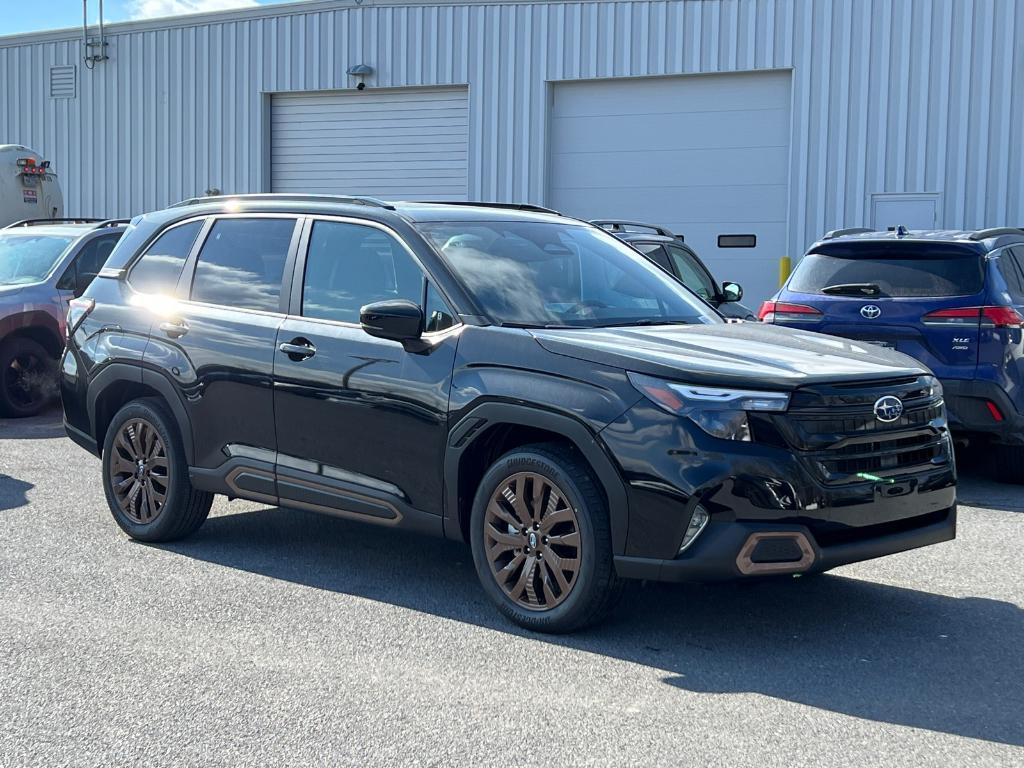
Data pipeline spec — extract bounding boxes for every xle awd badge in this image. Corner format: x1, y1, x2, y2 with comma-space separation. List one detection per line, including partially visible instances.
861, 305, 882, 319
873, 395, 904, 423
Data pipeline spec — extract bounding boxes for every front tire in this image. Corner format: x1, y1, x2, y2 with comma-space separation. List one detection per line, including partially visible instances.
101, 399, 213, 542
470, 443, 625, 633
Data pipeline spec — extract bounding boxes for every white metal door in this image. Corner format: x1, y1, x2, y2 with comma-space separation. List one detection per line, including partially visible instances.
548, 71, 792, 304
871, 193, 940, 231
271, 87, 469, 201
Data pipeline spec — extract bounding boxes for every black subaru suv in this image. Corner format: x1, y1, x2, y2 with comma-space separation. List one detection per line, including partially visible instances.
62, 196, 956, 632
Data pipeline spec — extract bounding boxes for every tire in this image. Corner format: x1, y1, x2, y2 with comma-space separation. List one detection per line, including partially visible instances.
0, 336, 55, 418
101, 398, 213, 542
470, 443, 626, 633
993, 443, 1024, 485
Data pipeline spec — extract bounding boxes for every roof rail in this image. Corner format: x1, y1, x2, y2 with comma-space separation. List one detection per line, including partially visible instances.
591, 220, 677, 239
94, 218, 132, 229
168, 193, 396, 210
968, 227, 1024, 241
4, 217, 102, 229
418, 201, 562, 215
822, 227, 875, 240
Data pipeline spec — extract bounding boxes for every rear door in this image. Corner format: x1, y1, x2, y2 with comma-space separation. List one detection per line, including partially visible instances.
781, 242, 987, 379
153, 215, 301, 470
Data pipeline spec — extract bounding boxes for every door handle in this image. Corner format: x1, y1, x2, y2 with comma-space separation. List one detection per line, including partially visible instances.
279, 339, 316, 360
159, 320, 189, 339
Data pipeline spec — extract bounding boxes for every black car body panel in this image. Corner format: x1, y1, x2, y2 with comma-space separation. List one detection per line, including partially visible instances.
63, 196, 956, 588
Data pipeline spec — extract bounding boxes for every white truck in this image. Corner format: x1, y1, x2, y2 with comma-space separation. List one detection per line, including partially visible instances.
0, 145, 64, 227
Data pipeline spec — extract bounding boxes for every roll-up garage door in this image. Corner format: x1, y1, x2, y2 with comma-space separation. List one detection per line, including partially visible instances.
548, 71, 791, 303
271, 86, 469, 201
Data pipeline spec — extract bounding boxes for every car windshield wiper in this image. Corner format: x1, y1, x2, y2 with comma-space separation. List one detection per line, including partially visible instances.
594, 319, 694, 328
498, 321, 588, 329
821, 283, 882, 296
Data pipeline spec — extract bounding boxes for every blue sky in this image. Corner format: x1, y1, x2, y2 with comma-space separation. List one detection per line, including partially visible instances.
1, 0, 310, 37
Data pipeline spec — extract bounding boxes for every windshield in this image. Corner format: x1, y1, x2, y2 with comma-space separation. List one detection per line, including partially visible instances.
790, 243, 985, 298
417, 221, 720, 327
0, 233, 74, 286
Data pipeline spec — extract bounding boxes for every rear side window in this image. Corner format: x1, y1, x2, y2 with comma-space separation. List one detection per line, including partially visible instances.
789, 243, 985, 298
301, 220, 424, 324
634, 242, 673, 273
996, 249, 1024, 303
190, 218, 295, 311
129, 221, 203, 295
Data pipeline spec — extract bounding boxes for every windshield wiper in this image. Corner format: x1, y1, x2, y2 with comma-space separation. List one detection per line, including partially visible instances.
594, 319, 693, 328
821, 283, 882, 296
498, 321, 588, 329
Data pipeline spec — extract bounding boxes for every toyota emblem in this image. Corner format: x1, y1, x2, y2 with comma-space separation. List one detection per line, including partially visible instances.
861, 305, 882, 319
873, 395, 904, 423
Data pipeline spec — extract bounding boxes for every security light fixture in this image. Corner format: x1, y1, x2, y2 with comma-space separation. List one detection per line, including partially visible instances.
347, 64, 374, 90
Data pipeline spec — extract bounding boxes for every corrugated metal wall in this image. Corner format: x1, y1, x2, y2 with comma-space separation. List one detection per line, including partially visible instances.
1, 0, 1021, 259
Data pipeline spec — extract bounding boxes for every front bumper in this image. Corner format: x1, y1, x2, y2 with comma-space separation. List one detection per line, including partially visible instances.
600, 398, 957, 582
615, 505, 956, 582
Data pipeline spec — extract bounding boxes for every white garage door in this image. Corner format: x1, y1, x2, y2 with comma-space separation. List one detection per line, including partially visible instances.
271, 87, 469, 201
548, 71, 791, 304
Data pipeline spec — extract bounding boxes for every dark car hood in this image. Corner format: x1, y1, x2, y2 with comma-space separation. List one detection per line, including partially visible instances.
531, 322, 928, 389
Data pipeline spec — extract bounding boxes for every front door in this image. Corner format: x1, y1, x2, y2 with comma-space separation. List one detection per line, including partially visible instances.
273, 218, 460, 529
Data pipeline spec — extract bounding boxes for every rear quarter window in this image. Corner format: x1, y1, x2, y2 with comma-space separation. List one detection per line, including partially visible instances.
789, 243, 985, 298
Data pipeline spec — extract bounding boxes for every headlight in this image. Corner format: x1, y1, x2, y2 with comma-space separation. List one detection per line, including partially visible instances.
628, 372, 791, 441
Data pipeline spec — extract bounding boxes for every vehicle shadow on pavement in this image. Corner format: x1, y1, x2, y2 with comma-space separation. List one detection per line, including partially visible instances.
0, 474, 34, 511
160, 504, 1024, 748
0, 408, 65, 440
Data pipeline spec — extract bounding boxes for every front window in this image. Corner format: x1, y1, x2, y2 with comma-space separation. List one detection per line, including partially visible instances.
417, 221, 719, 327
0, 233, 74, 286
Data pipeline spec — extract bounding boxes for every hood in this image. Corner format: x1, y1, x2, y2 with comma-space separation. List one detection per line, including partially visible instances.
531, 322, 928, 389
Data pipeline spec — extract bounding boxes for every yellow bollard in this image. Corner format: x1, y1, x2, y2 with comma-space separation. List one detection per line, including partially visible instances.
778, 255, 792, 287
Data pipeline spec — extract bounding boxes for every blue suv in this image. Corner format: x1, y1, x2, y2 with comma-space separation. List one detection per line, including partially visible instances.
761, 226, 1024, 483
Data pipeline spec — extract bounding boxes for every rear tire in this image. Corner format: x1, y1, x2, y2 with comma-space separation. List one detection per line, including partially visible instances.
101, 398, 213, 542
0, 336, 54, 418
470, 443, 626, 633
993, 443, 1024, 484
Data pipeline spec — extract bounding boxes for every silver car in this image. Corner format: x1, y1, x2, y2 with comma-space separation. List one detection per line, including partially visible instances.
0, 218, 127, 417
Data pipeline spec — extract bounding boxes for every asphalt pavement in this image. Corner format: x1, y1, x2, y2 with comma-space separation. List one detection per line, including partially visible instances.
1, 410, 1021, 767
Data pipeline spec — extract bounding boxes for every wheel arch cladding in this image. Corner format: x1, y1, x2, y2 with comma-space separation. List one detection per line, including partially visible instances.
0, 312, 64, 358
89, 363, 195, 464
444, 403, 629, 553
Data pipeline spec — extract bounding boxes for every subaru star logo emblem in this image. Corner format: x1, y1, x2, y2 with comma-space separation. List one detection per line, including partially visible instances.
873, 395, 904, 423
861, 304, 882, 319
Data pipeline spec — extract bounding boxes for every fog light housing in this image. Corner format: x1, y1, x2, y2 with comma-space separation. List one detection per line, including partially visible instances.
679, 505, 710, 554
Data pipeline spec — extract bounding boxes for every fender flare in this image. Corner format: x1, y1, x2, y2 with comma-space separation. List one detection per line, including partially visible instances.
443, 402, 629, 554
0, 311, 63, 356
87, 363, 196, 464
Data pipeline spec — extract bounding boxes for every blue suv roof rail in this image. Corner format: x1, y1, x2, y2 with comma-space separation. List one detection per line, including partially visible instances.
591, 220, 679, 239
5, 217, 103, 228
822, 227, 875, 240
168, 193, 396, 210
968, 227, 1024, 241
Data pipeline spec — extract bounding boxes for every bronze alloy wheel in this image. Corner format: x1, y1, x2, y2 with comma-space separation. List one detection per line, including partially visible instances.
484, 471, 582, 611
108, 418, 170, 524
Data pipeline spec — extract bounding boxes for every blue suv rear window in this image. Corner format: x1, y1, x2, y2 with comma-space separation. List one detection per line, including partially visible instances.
790, 243, 984, 298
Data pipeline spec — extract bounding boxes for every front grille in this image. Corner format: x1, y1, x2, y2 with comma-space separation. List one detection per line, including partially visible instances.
775, 375, 951, 484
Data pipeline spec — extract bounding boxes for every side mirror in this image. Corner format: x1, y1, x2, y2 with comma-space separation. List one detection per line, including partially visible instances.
722, 282, 743, 302
360, 299, 424, 350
